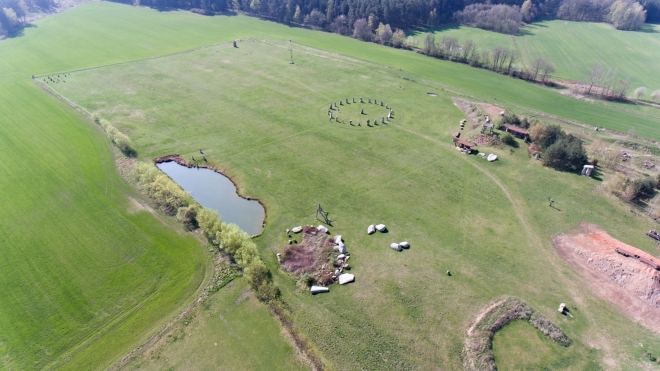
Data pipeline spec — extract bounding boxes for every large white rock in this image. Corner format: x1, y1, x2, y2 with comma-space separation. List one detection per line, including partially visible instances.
291, 226, 303, 233
391, 243, 402, 251
317, 225, 329, 233
399, 241, 410, 249
337, 254, 346, 260
334, 235, 342, 244
338, 273, 355, 285
376, 224, 387, 232
334, 243, 347, 254
487, 154, 498, 162
367, 225, 376, 235
310, 286, 329, 294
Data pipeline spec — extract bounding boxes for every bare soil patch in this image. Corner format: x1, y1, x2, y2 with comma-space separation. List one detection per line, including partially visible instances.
554, 222, 660, 333
281, 226, 335, 283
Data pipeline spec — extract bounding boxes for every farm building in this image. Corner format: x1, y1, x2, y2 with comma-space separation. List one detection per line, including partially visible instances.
505, 125, 529, 140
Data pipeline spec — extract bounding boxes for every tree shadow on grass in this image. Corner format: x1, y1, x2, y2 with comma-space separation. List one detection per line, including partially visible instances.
3, 23, 36, 40
637, 24, 659, 34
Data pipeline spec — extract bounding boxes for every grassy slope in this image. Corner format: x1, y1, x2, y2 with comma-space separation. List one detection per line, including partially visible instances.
8, 3, 660, 369
56, 35, 660, 371
125, 278, 306, 371
0, 5, 261, 370
423, 21, 660, 96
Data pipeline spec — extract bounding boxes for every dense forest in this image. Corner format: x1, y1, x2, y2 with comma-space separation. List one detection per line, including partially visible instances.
109, 0, 659, 33
1, 0, 658, 37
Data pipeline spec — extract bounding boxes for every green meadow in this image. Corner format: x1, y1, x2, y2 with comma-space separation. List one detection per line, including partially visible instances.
4, 1, 660, 369
423, 21, 660, 96
56, 26, 660, 371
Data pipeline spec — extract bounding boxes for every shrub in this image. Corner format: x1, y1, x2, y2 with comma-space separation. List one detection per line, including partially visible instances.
134, 162, 189, 214
97, 118, 135, 156
541, 135, 587, 171
529, 123, 564, 150
220, 223, 251, 255
631, 177, 655, 198
497, 112, 521, 130
652, 90, 660, 103
501, 132, 517, 146
176, 205, 199, 231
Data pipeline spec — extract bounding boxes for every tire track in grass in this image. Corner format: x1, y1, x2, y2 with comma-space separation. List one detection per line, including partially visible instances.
393, 125, 587, 307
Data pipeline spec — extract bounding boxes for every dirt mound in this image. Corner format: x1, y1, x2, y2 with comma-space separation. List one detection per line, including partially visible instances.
554, 222, 660, 333
463, 296, 571, 371
281, 226, 334, 276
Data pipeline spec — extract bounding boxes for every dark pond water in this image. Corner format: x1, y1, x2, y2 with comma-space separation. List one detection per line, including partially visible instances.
157, 161, 265, 236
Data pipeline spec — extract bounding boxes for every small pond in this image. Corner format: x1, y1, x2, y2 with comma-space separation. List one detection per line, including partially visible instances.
157, 161, 265, 236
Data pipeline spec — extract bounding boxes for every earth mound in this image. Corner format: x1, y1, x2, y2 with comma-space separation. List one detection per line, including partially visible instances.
281, 226, 341, 285
554, 222, 660, 333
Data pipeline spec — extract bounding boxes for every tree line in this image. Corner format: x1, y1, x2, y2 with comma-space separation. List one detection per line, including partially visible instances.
0, 0, 54, 36
109, 0, 657, 38
418, 33, 557, 85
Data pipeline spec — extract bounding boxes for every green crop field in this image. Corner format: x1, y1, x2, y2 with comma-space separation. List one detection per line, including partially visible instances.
5, 2, 660, 370
422, 21, 660, 96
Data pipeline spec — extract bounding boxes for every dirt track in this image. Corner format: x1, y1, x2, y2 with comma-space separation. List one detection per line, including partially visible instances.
554, 222, 660, 334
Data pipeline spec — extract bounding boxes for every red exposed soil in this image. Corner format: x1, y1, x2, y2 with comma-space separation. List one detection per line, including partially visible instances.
554, 222, 660, 333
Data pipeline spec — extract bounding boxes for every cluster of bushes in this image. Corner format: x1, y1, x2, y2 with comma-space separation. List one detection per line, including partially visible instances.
96, 118, 135, 156
558, 0, 646, 30
134, 162, 191, 215
135, 165, 279, 302
606, 173, 657, 201
0, 0, 55, 37
529, 123, 588, 171
454, 4, 523, 35
497, 112, 532, 130
195, 208, 279, 302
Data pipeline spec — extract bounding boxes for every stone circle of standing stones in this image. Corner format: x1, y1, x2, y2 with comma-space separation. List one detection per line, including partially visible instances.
323, 97, 395, 128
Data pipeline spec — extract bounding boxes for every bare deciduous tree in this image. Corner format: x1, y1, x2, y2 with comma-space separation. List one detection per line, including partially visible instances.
530, 57, 546, 81
541, 61, 555, 83
461, 39, 476, 62
586, 62, 605, 94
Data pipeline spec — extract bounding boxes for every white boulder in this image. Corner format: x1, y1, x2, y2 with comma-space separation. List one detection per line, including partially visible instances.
400, 241, 410, 249
487, 154, 498, 162
310, 286, 329, 294
376, 224, 387, 232
338, 273, 355, 285
337, 254, 346, 260
391, 243, 402, 251
334, 235, 342, 244
317, 225, 329, 233
367, 224, 376, 235
334, 243, 347, 254
291, 226, 303, 233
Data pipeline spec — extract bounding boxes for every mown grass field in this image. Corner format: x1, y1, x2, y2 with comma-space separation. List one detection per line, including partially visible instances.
52, 26, 660, 371
422, 21, 660, 97
124, 278, 307, 371
6, 2, 660, 369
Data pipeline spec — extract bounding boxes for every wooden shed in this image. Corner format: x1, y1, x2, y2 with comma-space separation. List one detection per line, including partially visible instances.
452, 137, 475, 149
505, 125, 529, 140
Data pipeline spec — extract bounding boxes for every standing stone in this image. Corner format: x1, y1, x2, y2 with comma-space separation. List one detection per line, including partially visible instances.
360, 97, 363, 103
